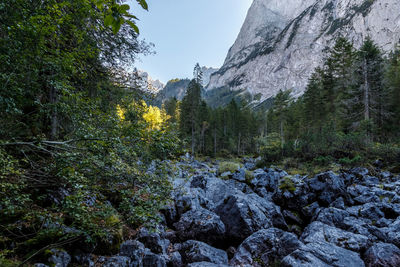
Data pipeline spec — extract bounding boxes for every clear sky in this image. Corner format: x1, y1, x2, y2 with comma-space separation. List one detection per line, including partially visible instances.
129, 0, 253, 83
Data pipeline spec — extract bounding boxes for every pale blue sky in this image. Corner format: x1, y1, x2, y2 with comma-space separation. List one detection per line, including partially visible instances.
129, 0, 253, 83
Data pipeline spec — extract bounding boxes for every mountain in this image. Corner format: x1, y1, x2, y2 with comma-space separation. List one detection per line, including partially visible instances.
136, 70, 165, 93
154, 66, 218, 106
207, 0, 400, 101
153, 78, 191, 106
201, 66, 219, 88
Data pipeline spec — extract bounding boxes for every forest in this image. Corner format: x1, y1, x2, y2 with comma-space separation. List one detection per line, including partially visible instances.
170, 38, 400, 172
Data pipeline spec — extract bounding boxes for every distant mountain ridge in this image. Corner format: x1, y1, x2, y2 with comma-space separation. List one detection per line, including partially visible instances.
207, 0, 400, 102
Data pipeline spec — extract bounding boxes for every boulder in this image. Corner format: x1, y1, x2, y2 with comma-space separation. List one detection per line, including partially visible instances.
215, 193, 286, 243
142, 251, 167, 267
179, 240, 228, 265
282, 241, 365, 267
363, 242, 400, 267
173, 208, 225, 244
315, 207, 350, 229
48, 249, 71, 267
230, 228, 302, 267
137, 229, 170, 255
168, 251, 183, 267
307, 171, 347, 206
187, 262, 230, 267
301, 221, 369, 252
119, 240, 146, 266
97, 256, 131, 267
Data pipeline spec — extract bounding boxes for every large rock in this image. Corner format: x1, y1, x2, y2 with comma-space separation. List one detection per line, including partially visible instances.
307, 171, 347, 206
97, 256, 131, 267
215, 193, 286, 243
230, 228, 302, 266
179, 240, 229, 265
119, 240, 146, 266
142, 251, 167, 267
301, 221, 369, 252
363, 242, 400, 267
137, 229, 170, 255
173, 208, 225, 244
47, 249, 71, 267
282, 241, 365, 267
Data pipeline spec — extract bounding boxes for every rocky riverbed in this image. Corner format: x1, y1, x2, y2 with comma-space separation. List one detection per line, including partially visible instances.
35, 157, 400, 267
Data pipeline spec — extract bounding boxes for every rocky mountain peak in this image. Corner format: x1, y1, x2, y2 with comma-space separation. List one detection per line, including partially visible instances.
208, 0, 400, 101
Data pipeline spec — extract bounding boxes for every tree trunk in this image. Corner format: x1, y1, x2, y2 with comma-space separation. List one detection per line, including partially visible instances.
50, 85, 58, 140
237, 132, 241, 156
191, 121, 195, 155
363, 58, 370, 122
214, 127, 217, 157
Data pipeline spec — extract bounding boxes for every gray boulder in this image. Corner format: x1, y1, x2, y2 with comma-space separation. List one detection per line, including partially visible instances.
215, 193, 286, 243
119, 240, 146, 266
137, 229, 170, 255
48, 249, 71, 267
173, 208, 225, 244
230, 228, 302, 267
188, 263, 230, 267
363, 242, 400, 267
282, 241, 365, 267
301, 221, 369, 252
142, 251, 167, 267
97, 256, 131, 267
179, 240, 228, 265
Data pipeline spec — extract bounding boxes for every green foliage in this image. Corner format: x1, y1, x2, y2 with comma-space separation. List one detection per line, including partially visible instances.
263, 37, 400, 168
0, 0, 180, 264
218, 161, 241, 174
279, 176, 296, 193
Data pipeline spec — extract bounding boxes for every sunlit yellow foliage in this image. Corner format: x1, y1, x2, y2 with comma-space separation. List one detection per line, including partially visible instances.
116, 105, 125, 121
116, 101, 170, 130
143, 104, 170, 130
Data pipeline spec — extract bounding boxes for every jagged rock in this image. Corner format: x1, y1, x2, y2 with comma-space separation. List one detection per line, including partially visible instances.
251, 168, 282, 192
282, 241, 365, 267
179, 240, 228, 265
73, 251, 95, 267
302, 201, 321, 219
187, 262, 230, 267
97, 256, 131, 267
137, 229, 170, 255
48, 249, 71, 267
232, 168, 246, 182
230, 228, 302, 266
119, 240, 146, 266
168, 251, 183, 267
315, 207, 350, 229
330, 197, 345, 210
301, 221, 369, 252
142, 251, 167, 267
363, 242, 400, 267
273, 175, 314, 212
307, 171, 347, 206
173, 208, 225, 244
215, 193, 286, 243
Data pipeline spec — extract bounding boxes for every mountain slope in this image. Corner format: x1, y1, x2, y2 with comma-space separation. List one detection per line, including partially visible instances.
208, 0, 400, 100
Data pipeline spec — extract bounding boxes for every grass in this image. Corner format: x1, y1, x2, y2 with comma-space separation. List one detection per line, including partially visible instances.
279, 176, 296, 193
218, 161, 241, 175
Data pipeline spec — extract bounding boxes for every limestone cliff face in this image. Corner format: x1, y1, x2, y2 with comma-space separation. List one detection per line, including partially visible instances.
208, 0, 400, 100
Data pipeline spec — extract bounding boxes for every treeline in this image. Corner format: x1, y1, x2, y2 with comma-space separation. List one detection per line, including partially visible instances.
163, 65, 267, 157
265, 37, 400, 167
